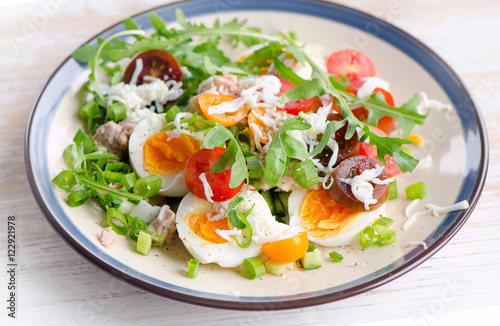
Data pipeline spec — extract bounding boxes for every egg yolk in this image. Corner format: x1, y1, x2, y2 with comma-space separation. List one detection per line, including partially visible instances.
300, 189, 363, 239
185, 212, 229, 244
143, 132, 199, 176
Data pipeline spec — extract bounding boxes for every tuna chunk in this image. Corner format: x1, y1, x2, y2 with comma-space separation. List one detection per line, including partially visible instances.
147, 205, 177, 245
213, 74, 243, 97
100, 227, 117, 248
92, 120, 135, 159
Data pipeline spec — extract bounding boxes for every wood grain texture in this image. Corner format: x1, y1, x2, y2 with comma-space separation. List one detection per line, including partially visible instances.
1, 0, 499, 325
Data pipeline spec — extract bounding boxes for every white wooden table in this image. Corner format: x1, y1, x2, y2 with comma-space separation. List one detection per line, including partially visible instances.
1, 0, 499, 325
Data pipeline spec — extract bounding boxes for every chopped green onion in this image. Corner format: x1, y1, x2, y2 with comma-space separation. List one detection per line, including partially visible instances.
79, 99, 98, 121
228, 207, 253, 249
133, 174, 162, 198
373, 224, 396, 240
165, 105, 181, 124
73, 129, 94, 153
108, 101, 127, 122
52, 170, 77, 191
373, 217, 394, 228
373, 233, 397, 246
67, 190, 89, 207
405, 182, 428, 200
104, 170, 123, 184
136, 231, 152, 256
388, 180, 398, 200
127, 215, 146, 231
106, 207, 129, 235
129, 228, 164, 246
105, 162, 131, 173
121, 173, 137, 191
359, 226, 375, 249
246, 156, 263, 180
292, 159, 319, 188
229, 209, 247, 229
187, 259, 200, 279
242, 257, 266, 279
277, 191, 290, 214
329, 251, 343, 263
307, 244, 318, 252
239, 143, 252, 157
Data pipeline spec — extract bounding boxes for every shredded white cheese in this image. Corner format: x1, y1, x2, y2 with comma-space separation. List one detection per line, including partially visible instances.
199, 173, 214, 203
408, 241, 428, 250
339, 165, 395, 210
405, 199, 421, 218
215, 229, 242, 242
425, 200, 470, 217
129, 58, 143, 86
416, 92, 452, 115
357, 77, 391, 100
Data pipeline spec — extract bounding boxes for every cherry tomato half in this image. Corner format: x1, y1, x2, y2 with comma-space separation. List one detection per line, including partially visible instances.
351, 88, 396, 134
326, 49, 375, 90
327, 156, 389, 212
261, 232, 309, 264
184, 148, 244, 202
278, 78, 321, 115
123, 49, 183, 85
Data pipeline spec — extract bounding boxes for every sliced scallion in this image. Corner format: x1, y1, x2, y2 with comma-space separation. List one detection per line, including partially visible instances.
106, 207, 129, 235
359, 226, 375, 249
242, 257, 265, 279
165, 105, 181, 124
108, 101, 127, 122
373, 224, 396, 240
187, 259, 200, 279
229, 209, 247, 229
121, 173, 137, 191
307, 244, 318, 252
67, 190, 89, 207
292, 159, 319, 188
246, 155, 263, 180
405, 182, 428, 200
388, 180, 398, 200
329, 251, 344, 263
133, 174, 162, 198
373, 217, 394, 228
136, 230, 152, 256
52, 170, 77, 192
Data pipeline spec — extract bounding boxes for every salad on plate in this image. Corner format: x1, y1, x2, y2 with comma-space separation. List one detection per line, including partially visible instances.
53, 9, 469, 279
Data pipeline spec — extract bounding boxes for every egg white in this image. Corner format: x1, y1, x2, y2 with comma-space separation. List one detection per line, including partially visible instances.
288, 189, 386, 247
128, 112, 191, 197
176, 189, 298, 268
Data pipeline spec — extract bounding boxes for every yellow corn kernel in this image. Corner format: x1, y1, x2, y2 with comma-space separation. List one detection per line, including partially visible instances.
408, 134, 423, 145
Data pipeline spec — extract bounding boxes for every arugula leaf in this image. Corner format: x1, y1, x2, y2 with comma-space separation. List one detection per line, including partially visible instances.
363, 93, 427, 139
362, 125, 418, 172
308, 120, 347, 158
264, 117, 310, 186
272, 57, 306, 86
203, 124, 248, 188
279, 78, 326, 103
72, 44, 98, 63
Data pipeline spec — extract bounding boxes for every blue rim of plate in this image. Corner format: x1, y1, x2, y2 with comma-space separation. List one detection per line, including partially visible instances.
25, 0, 488, 310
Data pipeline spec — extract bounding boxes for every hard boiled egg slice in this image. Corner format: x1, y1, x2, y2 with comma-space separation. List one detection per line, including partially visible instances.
176, 188, 298, 268
128, 113, 200, 197
289, 188, 385, 247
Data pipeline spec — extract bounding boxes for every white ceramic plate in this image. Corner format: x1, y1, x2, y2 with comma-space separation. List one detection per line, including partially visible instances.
25, 0, 488, 309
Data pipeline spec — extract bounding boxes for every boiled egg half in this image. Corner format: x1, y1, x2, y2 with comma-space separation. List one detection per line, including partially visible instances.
128, 113, 200, 197
176, 188, 298, 268
289, 188, 385, 247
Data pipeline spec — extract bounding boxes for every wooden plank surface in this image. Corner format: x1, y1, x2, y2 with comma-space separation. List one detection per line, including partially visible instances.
1, 0, 499, 325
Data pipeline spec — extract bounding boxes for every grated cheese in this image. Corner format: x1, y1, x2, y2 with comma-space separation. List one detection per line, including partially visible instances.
338, 165, 395, 210
408, 241, 428, 250
199, 172, 214, 203
129, 58, 143, 86
425, 200, 469, 217
416, 91, 452, 115
357, 77, 390, 100
215, 229, 242, 242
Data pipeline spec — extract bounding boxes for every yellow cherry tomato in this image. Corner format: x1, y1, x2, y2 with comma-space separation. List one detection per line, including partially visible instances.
262, 232, 309, 264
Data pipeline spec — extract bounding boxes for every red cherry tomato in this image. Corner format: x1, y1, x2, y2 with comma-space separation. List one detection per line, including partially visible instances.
359, 142, 401, 178
326, 50, 375, 90
351, 88, 396, 134
123, 49, 183, 85
278, 78, 321, 115
185, 148, 244, 202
